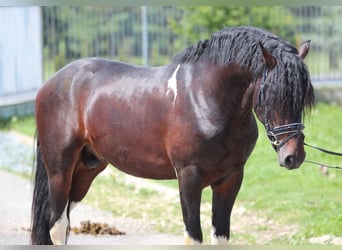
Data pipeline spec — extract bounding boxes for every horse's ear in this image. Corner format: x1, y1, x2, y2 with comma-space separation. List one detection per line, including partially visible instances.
259, 42, 276, 70
298, 40, 311, 59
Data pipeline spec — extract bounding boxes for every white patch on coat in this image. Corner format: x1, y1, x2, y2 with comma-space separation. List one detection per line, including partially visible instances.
50, 202, 69, 245
189, 90, 220, 139
173, 166, 178, 179
69, 201, 78, 211
167, 64, 181, 105
211, 226, 229, 245
184, 230, 201, 245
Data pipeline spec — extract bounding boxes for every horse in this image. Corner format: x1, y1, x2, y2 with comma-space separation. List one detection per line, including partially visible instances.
31, 26, 314, 245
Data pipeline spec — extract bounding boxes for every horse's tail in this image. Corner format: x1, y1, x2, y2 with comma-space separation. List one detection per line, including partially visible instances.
30, 136, 53, 244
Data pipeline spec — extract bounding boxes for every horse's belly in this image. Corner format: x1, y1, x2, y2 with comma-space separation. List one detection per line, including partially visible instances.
91, 132, 176, 179
106, 151, 177, 180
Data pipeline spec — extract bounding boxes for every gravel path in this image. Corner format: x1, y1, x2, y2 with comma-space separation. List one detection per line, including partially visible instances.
0, 131, 183, 245
0, 169, 183, 245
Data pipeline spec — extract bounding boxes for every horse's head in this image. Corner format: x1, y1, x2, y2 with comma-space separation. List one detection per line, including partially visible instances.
254, 41, 315, 170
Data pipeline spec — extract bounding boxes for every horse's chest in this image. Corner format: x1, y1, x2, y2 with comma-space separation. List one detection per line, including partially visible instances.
169, 114, 258, 168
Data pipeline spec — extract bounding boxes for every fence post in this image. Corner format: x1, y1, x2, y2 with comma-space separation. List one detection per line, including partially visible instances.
141, 6, 148, 66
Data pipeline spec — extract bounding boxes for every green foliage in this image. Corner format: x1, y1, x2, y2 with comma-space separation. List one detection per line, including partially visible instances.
297, 6, 342, 72
41, 6, 342, 79
42, 6, 301, 76
170, 6, 298, 51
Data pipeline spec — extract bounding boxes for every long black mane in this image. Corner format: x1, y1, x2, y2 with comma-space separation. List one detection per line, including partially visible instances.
173, 26, 315, 124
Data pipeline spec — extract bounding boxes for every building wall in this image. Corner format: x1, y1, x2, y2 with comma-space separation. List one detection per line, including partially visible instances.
0, 7, 43, 96
0, 7, 42, 119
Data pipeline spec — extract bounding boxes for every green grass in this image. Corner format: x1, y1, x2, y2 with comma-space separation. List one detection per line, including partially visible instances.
239, 103, 342, 240
83, 170, 184, 234
1, 102, 341, 244
0, 115, 36, 137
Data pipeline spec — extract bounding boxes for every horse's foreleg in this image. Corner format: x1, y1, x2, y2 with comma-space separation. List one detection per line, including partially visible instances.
176, 165, 203, 244
210, 169, 243, 245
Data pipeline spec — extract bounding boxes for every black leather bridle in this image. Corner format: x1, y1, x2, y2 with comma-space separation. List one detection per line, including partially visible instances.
257, 69, 342, 169
256, 69, 305, 152
266, 122, 304, 152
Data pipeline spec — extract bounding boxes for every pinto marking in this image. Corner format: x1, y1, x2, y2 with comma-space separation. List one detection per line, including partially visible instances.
189, 89, 221, 139
167, 64, 181, 105
49, 202, 69, 245
49, 201, 79, 245
184, 230, 201, 245
211, 227, 229, 245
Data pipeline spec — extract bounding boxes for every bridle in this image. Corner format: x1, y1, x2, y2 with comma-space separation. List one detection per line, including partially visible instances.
266, 123, 304, 152
256, 68, 342, 170
256, 68, 305, 152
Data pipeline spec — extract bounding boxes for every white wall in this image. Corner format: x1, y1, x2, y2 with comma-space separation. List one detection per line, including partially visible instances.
0, 7, 43, 96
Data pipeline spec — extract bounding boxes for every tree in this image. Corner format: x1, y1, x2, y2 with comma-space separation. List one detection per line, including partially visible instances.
170, 6, 298, 51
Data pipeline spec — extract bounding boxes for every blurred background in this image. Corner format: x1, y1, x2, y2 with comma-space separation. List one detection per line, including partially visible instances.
0, 6, 341, 245
1, 6, 342, 119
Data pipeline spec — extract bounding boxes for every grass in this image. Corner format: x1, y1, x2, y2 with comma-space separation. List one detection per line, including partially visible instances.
0, 115, 36, 137
82, 170, 184, 235
1, 102, 341, 244
240, 103, 342, 241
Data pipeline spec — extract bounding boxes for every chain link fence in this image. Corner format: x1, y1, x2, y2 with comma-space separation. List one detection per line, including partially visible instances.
42, 6, 342, 85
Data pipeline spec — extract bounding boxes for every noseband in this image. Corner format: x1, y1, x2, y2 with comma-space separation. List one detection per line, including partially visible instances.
266, 123, 304, 152
257, 69, 305, 152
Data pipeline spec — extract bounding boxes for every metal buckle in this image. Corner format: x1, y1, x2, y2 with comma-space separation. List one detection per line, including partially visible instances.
266, 123, 304, 152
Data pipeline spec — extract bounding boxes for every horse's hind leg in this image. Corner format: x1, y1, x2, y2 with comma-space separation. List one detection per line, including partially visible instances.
45, 143, 82, 245
176, 165, 203, 244
46, 146, 107, 245
32, 137, 82, 245
210, 169, 243, 245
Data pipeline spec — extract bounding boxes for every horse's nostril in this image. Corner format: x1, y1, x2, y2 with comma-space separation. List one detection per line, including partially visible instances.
284, 155, 294, 169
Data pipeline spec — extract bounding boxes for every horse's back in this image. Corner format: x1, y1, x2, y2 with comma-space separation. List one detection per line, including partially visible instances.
35, 57, 177, 179
36, 57, 166, 116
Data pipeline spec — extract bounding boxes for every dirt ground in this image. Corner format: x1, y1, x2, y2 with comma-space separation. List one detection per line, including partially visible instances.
0, 169, 184, 245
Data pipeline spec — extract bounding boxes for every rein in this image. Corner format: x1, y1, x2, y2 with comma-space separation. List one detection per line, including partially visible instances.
265, 124, 342, 170
304, 142, 342, 156
304, 160, 342, 170
266, 124, 342, 170
303, 143, 342, 170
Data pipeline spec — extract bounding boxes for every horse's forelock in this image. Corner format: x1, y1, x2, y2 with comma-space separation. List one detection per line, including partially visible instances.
265, 53, 314, 124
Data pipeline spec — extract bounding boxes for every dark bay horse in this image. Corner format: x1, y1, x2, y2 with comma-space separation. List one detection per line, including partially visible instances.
31, 26, 314, 245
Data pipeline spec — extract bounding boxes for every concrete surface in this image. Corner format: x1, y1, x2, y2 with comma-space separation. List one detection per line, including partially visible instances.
0, 169, 183, 245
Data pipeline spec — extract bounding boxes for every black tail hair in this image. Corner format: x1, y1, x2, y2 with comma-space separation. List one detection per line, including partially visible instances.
30, 138, 53, 244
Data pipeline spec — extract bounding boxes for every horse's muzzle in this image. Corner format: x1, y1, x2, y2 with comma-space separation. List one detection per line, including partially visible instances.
278, 139, 306, 170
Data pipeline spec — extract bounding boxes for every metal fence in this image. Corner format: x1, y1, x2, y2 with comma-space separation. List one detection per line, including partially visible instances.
2, 6, 342, 119
42, 6, 342, 84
